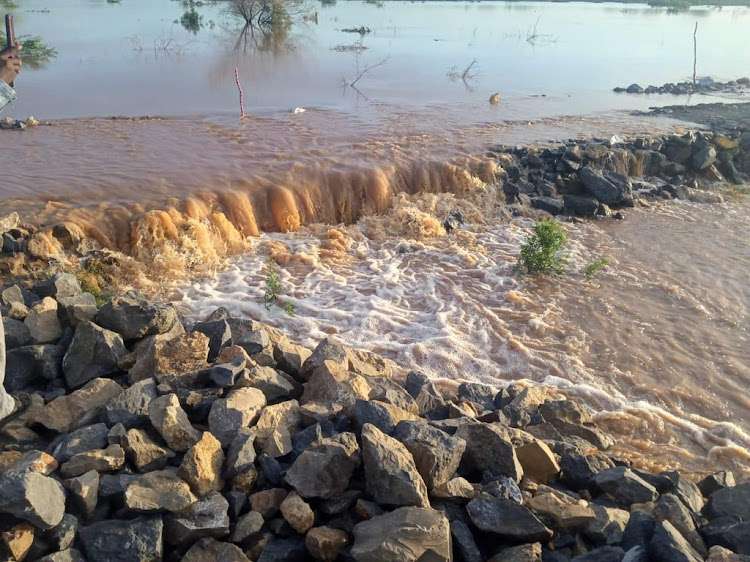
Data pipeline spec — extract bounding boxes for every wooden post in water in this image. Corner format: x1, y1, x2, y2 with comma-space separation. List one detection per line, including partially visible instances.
4, 14, 15, 87
692, 21, 698, 88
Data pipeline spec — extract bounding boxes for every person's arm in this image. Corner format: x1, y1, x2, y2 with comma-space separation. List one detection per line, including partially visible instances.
0, 45, 21, 113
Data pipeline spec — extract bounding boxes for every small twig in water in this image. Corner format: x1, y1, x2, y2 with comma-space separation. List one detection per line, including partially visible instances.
692, 21, 698, 88
235, 67, 248, 118
349, 56, 390, 88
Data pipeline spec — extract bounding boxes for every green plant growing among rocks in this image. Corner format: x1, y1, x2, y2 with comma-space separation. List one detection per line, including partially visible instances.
518, 219, 568, 275
584, 257, 610, 279
263, 260, 294, 315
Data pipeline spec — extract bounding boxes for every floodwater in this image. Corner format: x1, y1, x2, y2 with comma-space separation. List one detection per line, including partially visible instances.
2, 0, 750, 475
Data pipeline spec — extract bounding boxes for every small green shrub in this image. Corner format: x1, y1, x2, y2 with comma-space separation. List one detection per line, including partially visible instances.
583, 257, 610, 279
518, 219, 568, 275
2, 36, 58, 69
263, 260, 294, 315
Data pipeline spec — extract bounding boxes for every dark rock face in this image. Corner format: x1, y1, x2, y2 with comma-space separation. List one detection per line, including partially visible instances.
193, 319, 232, 362
701, 517, 750, 555
104, 378, 158, 428
0, 470, 66, 529
580, 167, 634, 207
456, 422, 523, 482
79, 517, 163, 562
96, 294, 178, 341
649, 520, 702, 562
706, 483, 750, 521
62, 321, 127, 388
6, 344, 64, 391
466, 497, 553, 542
594, 467, 659, 505
392, 420, 466, 489
285, 434, 360, 499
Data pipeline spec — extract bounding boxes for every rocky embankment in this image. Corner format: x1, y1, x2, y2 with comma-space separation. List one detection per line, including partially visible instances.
491, 128, 749, 219
613, 77, 750, 96
0, 276, 748, 562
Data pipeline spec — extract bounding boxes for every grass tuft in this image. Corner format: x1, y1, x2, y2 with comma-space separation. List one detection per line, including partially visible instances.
518, 219, 568, 275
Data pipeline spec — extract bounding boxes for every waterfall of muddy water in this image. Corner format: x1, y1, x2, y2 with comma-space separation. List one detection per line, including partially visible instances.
179, 192, 750, 479
2, 110, 686, 288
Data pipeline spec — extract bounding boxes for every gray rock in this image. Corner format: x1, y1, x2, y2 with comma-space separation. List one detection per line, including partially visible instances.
164, 491, 229, 545
24, 297, 62, 344
351, 507, 451, 562
3, 316, 32, 348
36, 550, 86, 562
123, 428, 175, 472
626, 83, 644, 93
653, 493, 706, 556
209, 358, 246, 388
51, 423, 109, 463
238, 365, 299, 402
59, 444, 125, 478
466, 496, 552, 542
560, 452, 615, 491
405, 371, 448, 419
305, 526, 349, 562
706, 483, 750, 521
182, 538, 251, 562
0, 469, 66, 529
79, 517, 163, 562
124, 469, 197, 513
621, 510, 656, 550
361, 423, 430, 508
104, 378, 158, 428
5, 344, 64, 391
622, 546, 649, 562
456, 422, 524, 482
96, 294, 178, 341
594, 467, 659, 505
62, 321, 127, 388
531, 196, 564, 215
451, 519, 482, 562
571, 546, 625, 562
580, 166, 634, 207
208, 387, 266, 446
286, 433, 360, 499
224, 428, 257, 478
66, 469, 99, 518
299, 337, 349, 381
36, 273, 82, 299
488, 543, 542, 562
231, 511, 265, 543
701, 518, 750, 555
148, 393, 201, 452
256, 537, 307, 562
564, 194, 601, 217
392, 420, 466, 489
584, 504, 630, 545
649, 520, 702, 562
691, 144, 717, 171
669, 473, 705, 514
193, 319, 231, 362
32, 377, 123, 433
226, 318, 275, 365
698, 471, 735, 497
352, 399, 415, 434
57, 293, 98, 328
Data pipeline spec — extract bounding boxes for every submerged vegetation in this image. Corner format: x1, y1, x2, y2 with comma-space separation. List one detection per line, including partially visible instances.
518, 219, 568, 275
263, 260, 295, 315
583, 257, 610, 279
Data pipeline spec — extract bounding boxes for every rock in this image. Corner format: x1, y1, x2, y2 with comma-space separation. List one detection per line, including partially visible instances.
305, 527, 349, 561
36, 513, 78, 555
208, 387, 266, 446
104, 378, 158, 428
1, 311, 19, 418
595, 466, 659, 505
0, 469, 66, 529
392, 420, 466, 489
1, 523, 35, 562
489, 543, 542, 562
585, 504, 630, 545
224, 428, 257, 479
405, 371, 448, 419
691, 144, 718, 171
467, 496, 553, 542
650, 520, 703, 562
622, 546, 649, 562
33, 378, 123, 433
701, 517, 750, 555
572, 546, 625, 562
560, 452, 615, 491
51, 423, 109, 463
59, 444, 125, 478
249, 488, 289, 518
621, 510, 656, 550
35, 273, 82, 299
237, 365, 299, 403
256, 537, 307, 562
148, 393, 201, 452
182, 538, 250, 562
432, 477, 475, 500
231, 510, 264, 543
179, 431, 225, 497
531, 196, 564, 215
66, 469, 99, 518
361, 423, 430, 508
707, 546, 750, 562
79, 517, 163, 562
626, 83, 644, 93
286, 433, 360, 499
164, 491, 229, 545
130, 331, 209, 385
255, 400, 302, 457
564, 194, 601, 217
667, 472, 705, 514
193, 319, 232, 362
273, 339, 312, 378
580, 167, 634, 207
3, 316, 32, 348
124, 469, 197, 513
653, 493, 706, 556
515, 439, 560, 484
209, 358, 246, 388
451, 519, 483, 562
456, 422, 524, 482
36, 550, 86, 562
300, 360, 371, 416
705, 483, 750, 521
96, 294, 178, 341
526, 489, 597, 529
57, 293, 98, 327
351, 507, 451, 562
280, 492, 315, 534
123, 428, 175, 472
62, 321, 127, 388
352, 399, 418, 434
24, 297, 62, 344
5, 344, 64, 391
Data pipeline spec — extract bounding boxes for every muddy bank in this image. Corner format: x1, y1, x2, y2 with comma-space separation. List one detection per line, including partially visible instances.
0, 282, 747, 562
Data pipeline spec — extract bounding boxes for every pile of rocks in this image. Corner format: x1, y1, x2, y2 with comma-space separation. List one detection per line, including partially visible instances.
492, 128, 750, 218
0, 274, 748, 561
613, 77, 750, 96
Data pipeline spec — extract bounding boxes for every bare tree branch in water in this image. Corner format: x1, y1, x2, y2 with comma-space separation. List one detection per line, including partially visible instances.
447, 59, 478, 91
349, 56, 390, 88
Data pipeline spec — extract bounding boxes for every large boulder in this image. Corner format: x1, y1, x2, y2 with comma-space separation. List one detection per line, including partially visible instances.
706, 483, 750, 521
392, 420, 466, 489
32, 378, 123, 433
104, 378, 158, 428
580, 166, 634, 207
0, 469, 66, 529
361, 423, 430, 508
123, 428, 175, 472
181, 538, 250, 562
178, 432, 225, 497
62, 321, 127, 388
650, 520, 702, 562
129, 331, 209, 385
254, 400, 302, 457
50, 423, 109, 463
5, 344, 64, 391
95, 294, 178, 341
164, 491, 229, 545
148, 393, 201, 452
466, 496, 553, 542
59, 444, 125, 478
456, 422, 523, 482
594, 467, 659, 505
24, 297, 62, 344
208, 388, 266, 446
286, 433, 360, 499
79, 517, 163, 562
351, 507, 451, 562
124, 469, 197, 513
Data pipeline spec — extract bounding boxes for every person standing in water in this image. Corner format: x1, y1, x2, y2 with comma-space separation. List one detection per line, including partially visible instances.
0, 44, 22, 112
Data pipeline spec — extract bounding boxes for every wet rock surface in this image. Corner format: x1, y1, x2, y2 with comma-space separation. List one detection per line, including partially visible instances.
0, 284, 748, 561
